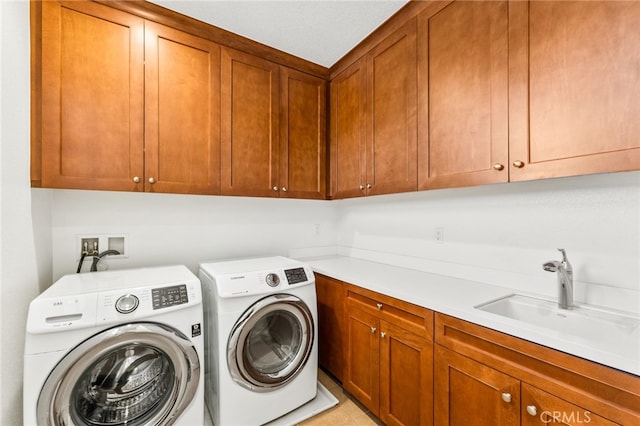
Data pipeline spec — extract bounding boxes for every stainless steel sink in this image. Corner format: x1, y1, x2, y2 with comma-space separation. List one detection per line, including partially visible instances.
475, 294, 640, 356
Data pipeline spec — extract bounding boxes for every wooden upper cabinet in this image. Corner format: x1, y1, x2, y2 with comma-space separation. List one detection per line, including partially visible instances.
36, 1, 144, 191
418, 1, 509, 190
509, 1, 640, 180
220, 47, 280, 197
144, 22, 220, 195
330, 20, 418, 199
35, 1, 220, 194
330, 57, 367, 199
279, 67, 327, 199
366, 19, 418, 196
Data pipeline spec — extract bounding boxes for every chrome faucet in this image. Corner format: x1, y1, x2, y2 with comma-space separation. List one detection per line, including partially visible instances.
543, 248, 573, 309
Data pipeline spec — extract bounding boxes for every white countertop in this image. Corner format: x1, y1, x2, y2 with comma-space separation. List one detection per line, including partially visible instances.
303, 255, 640, 377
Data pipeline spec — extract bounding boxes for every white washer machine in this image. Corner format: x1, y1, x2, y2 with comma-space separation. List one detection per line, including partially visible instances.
198, 256, 318, 426
23, 265, 204, 426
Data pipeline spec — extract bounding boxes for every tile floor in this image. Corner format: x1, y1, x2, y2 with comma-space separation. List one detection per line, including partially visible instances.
298, 370, 383, 426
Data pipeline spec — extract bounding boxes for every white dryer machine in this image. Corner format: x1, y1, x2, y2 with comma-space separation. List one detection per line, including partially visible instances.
23, 265, 204, 426
199, 256, 318, 426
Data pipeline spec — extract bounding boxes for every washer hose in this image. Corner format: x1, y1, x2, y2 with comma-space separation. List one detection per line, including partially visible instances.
76, 252, 88, 273
90, 249, 121, 272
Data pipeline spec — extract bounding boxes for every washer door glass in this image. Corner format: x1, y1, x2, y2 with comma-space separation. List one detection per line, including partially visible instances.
228, 294, 314, 392
37, 323, 200, 426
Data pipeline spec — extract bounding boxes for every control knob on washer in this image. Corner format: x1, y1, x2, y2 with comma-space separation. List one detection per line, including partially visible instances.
265, 273, 280, 287
115, 294, 139, 314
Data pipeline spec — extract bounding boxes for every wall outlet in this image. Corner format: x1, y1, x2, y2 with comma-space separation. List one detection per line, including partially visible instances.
434, 227, 445, 244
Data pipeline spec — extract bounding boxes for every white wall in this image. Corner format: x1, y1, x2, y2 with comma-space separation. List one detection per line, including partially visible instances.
335, 172, 640, 313
51, 190, 337, 279
1, 1, 53, 424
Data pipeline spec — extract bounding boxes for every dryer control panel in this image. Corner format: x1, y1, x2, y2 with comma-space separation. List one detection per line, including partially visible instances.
200, 256, 315, 298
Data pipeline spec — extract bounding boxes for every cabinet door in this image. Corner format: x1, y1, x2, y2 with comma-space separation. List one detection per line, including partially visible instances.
379, 320, 433, 426
418, 1, 509, 190
38, 1, 144, 191
434, 345, 519, 426
144, 22, 220, 195
365, 20, 417, 196
509, 1, 640, 180
344, 307, 380, 415
279, 67, 327, 199
521, 383, 618, 426
315, 274, 345, 381
330, 58, 367, 199
221, 47, 279, 197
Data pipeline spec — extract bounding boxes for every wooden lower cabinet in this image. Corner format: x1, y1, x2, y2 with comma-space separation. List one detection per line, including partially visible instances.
379, 320, 433, 426
318, 279, 639, 426
435, 345, 620, 426
315, 274, 346, 381
345, 306, 380, 411
344, 286, 434, 426
434, 313, 639, 426
435, 345, 519, 426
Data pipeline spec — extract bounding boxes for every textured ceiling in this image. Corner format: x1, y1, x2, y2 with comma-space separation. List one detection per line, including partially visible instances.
150, 0, 410, 67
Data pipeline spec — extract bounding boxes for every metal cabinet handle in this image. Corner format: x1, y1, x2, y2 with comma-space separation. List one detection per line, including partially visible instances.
132, 176, 140, 183
359, 184, 365, 190
376, 303, 383, 310
366, 183, 372, 189
512, 161, 525, 168
282, 187, 287, 192
493, 163, 505, 171
148, 177, 155, 184
501, 393, 512, 403
526, 405, 537, 416
380, 332, 386, 338
273, 186, 279, 191
370, 327, 376, 334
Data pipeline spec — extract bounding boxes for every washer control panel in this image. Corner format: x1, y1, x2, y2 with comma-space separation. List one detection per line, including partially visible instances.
152, 284, 189, 309
285, 267, 308, 285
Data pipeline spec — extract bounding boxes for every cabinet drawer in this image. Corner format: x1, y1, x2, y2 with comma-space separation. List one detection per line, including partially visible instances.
346, 285, 433, 341
521, 383, 618, 426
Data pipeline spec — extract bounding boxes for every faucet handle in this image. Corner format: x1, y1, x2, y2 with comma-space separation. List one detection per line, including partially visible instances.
558, 248, 567, 260
557, 248, 573, 273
